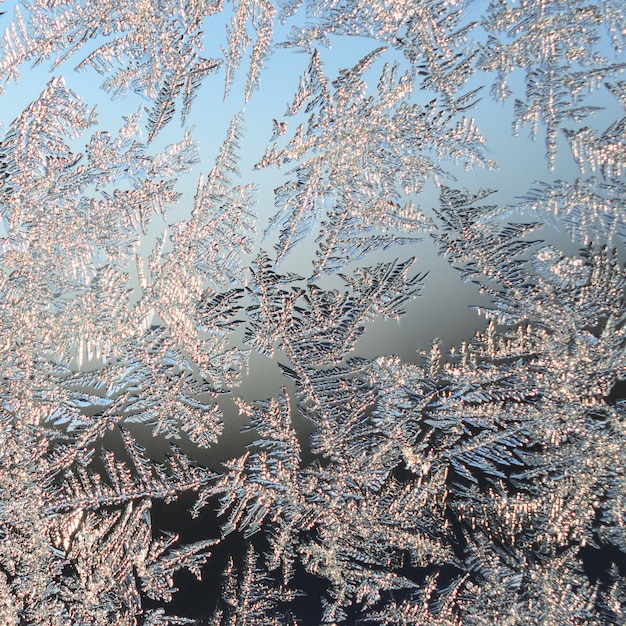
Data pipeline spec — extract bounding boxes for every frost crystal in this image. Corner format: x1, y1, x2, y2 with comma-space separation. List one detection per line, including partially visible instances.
0, 0, 625, 624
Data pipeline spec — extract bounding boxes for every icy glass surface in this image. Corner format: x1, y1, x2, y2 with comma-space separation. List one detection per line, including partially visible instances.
0, 0, 624, 623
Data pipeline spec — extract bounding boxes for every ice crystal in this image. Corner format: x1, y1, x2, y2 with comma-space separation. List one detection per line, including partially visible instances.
477, 0, 626, 168
0, 0, 625, 624
257, 47, 493, 275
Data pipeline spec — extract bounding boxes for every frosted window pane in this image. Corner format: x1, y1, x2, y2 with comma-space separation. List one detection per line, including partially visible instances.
0, 0, 624, 623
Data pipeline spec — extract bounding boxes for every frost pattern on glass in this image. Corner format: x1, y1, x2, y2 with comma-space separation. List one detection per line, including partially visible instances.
0, 0, 625, 624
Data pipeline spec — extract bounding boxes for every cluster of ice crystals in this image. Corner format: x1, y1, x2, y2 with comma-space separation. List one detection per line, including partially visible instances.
0, 0, 624, 624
